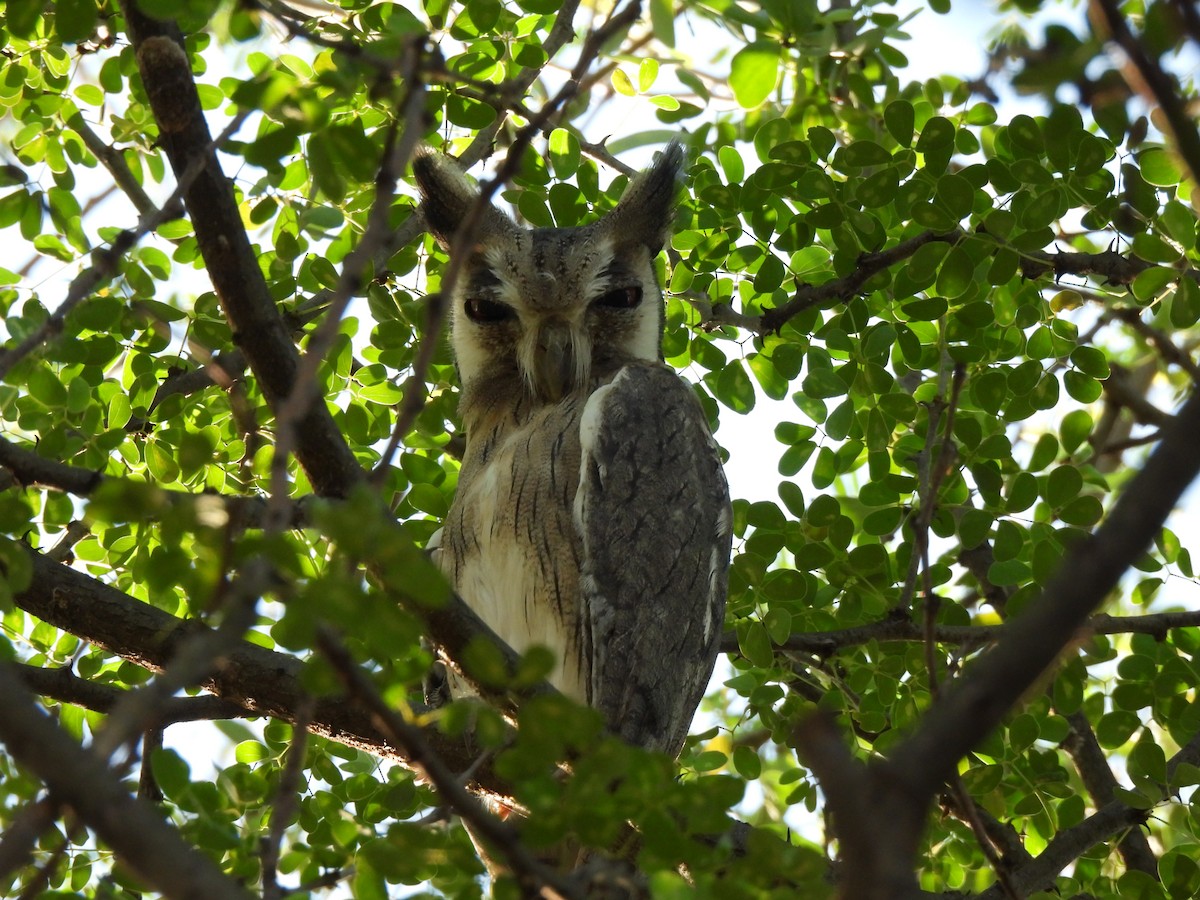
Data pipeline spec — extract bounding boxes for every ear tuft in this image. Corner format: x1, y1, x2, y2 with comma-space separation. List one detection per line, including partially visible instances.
412, 148, 482, 248
601, 141, 685, 255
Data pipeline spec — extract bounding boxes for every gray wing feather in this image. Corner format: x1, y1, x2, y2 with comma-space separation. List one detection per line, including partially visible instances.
575, 363, 731, 756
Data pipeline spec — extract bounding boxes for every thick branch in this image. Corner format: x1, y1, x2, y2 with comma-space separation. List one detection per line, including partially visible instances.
1061, 711, 1159, 876
118, 4, 363, 499
1091, 0, 1200, 184
11, 548, 498, 787
889, 384, 1200, 795
0, 664, 253, 900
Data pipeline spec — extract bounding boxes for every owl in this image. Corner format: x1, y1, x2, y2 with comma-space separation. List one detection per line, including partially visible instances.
415, 143, 730, 757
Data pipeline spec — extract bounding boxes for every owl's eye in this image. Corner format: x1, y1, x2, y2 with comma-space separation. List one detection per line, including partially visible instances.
464, 298, 515, 323
594, 286, 643, 309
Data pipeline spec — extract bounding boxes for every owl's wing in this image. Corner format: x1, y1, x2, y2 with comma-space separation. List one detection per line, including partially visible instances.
574, 363, 731, 756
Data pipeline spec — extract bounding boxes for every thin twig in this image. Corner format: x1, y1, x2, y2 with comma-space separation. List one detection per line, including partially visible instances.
262, 704, 314, 900
315, 628, 585, 900
719, 608, 1200, 656
0, 112, 248, 381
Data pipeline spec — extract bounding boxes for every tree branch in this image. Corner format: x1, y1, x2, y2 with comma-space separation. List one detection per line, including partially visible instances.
0, 434, 306, 530
118, 3, 364, 499
1090, 0, 1200, 184
11, 547, 500, 787
0, 663, 253, 900
719, 609, 1200, 656
15, 664, 248, 726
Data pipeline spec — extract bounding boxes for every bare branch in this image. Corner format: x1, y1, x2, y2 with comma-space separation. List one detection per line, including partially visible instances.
15, 664, 248, 726
261, 707, 313, 900
720, 609, 1200, 656
1090, 0, 1200, 184
11, 546, 508, 791
0, 664, 254, 900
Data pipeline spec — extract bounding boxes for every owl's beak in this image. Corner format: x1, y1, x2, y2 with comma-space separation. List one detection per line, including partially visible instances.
532, 322, 578, 402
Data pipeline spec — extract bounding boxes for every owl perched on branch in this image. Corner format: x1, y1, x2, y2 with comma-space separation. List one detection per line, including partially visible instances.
415, 143, 730, 757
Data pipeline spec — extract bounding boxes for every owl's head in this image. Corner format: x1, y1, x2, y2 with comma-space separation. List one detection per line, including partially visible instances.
414, 143, 683, 405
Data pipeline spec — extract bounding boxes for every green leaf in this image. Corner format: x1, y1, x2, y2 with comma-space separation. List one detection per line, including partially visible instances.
718, 145, 745, 184
935, 246, 973, 298
638, 58, 659, 93
712, 362, 756, 413
1060, 410, 1093, 454
1060, 495, 1103, 527
1172, 278, 1200, 328
915, 116, 954, 152
1139, 147, 1181, 186
936, 174, 974, 220
730, 41, 781, 109
27, 366, 67, 406
884, 100, 915, 147
5, 0, 49, 37
1045, 465, 1082, 506
840, 140, 891, 168
1069, 346, 1109, 379
235, 740, 270, 763
547, 128, 580, 179
738, 622, 774, 667
55, 0, 97, 42
1008, 115, 1043, 154
151, 749, 192, 801
732, 745, 762, 780
611, 68, 635, 96
1131, 266, 1176, 302
1063, 370, 1102, 403
649, 0, 675, 47
33, 234, 74, 261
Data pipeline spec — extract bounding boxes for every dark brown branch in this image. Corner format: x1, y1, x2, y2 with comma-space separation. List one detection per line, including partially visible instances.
1061, 711, 1160, 877
0, 434, 306, 530
978, 731, 1200, 900
860, 382, 1200, 890
11, 547, 500, 787
119, 4, 364, 500
976, 800, 1149, 899
958, 505, 1159, 879
704, 226, 1200, 338
758, 230, 963, 335
15, 663, 248, 726
0, 663, 254, 900
1090, 0, 1200, 184
893, 377, 1200, 786
317, 630, 586, 900
720, 609, 1200, 656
